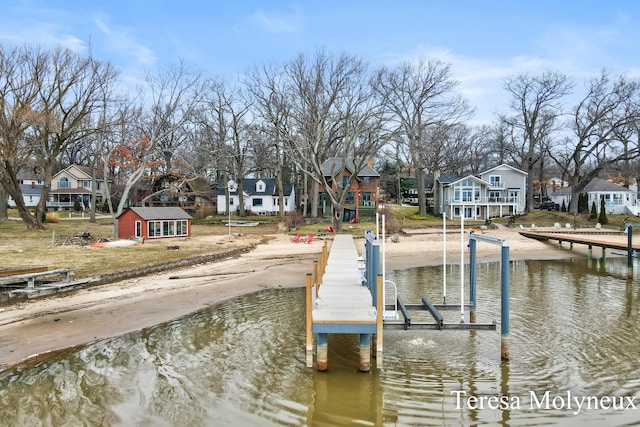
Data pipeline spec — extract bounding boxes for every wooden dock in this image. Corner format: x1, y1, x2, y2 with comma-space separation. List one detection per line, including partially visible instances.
306, 234, 383, 371
0, 268, 93, 299
519, 230, 640, 258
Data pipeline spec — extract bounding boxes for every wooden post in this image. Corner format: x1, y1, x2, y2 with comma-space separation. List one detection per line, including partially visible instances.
359, 334, 371, 372
306, 273, 313, 368
317, 333, 328, 371
314, 261, 320, 298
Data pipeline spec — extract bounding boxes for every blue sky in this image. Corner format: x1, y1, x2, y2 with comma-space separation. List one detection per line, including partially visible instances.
1, 1, 639, 125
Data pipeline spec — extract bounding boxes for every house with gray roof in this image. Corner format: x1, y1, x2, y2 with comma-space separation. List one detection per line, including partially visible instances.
319, 157, 380, 222
550, 177, 639, 215
216, 178, 295, 215
116, 206, 192, 239
435, 164, 527, 220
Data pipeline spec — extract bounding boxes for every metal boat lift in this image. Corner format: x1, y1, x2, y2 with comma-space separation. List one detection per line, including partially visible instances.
375, 213, 510, 361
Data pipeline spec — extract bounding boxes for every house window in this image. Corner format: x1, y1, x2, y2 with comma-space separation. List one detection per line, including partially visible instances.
346, 192, 354, 204
148, 221, 161, 237
454, 207, 460, 217
363, 177, 370, 184
489, 191, 501, 202
59, 177, 70, 189
489, 175, 502, 188
253, 198, 263, 207
362, 192, 372, 206
256, 182, 265, 192
342, 176, 349, 189
176, 220, 188, 236
147, 220, 188, 238
135, 221, 142, 238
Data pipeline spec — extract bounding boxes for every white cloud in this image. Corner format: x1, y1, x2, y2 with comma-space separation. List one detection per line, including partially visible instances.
93, 15, 157, 66
248, 8, 300, 34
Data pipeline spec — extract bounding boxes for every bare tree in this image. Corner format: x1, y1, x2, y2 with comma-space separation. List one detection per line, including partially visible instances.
548, 71, 640, 213
197, 78, 253, 217
107, 61, 202, 235
373, 60, 472, 216
502, 71, 573, 212
284, 49, 388, 231
0, 44, 117, 229
245, 61, 293, 219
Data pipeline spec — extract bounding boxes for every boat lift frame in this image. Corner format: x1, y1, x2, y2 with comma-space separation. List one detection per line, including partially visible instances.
381, 223, 511, 361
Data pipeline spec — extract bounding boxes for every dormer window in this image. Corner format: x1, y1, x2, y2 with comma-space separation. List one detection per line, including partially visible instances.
256, 180, 265, 192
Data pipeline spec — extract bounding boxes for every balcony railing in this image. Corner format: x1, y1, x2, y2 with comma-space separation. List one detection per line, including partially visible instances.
448, 197, 521, 205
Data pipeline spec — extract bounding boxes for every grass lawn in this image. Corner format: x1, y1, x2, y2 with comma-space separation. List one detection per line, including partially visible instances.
0, 206, 632, 279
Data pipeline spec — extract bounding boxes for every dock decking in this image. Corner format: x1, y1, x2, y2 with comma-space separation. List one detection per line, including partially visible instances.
306, 234, 383, 371
519, 230, 640, 254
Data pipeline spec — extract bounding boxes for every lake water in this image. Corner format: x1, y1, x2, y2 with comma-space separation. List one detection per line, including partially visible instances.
1, 256, 639, 426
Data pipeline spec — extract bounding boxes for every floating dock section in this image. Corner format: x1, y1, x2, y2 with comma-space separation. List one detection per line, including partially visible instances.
306, 234, 383, 372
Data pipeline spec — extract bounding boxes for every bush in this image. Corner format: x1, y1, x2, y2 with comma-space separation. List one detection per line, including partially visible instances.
598, 198, 608, 225
285, 211, 304, 230
590, 201, 597, 220
45, 212, 59, 223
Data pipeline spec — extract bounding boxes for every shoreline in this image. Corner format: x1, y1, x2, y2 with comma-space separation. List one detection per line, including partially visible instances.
0, 227, 628, 374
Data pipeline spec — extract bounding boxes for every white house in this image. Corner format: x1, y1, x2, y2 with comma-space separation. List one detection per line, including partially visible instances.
217, 178, 295, 215
7, 166, 45, 208
435, 164, 527, 220
549, 177, 640, 215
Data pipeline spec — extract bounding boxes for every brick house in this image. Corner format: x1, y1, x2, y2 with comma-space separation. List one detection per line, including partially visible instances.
319, 158, 380, 222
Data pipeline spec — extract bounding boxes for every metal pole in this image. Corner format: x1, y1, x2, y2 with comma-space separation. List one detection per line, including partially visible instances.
501, 244, 510, 361
469, 238, 477, 323
443, 212, 447, 304
382, 214, 386, 313
628, 224, 633, 269
460, 213, 464, 323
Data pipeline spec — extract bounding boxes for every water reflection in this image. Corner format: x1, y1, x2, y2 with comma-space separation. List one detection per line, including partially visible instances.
1, 258, 640, 426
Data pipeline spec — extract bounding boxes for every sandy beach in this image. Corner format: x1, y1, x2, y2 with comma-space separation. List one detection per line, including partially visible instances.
0, 225, 628, 373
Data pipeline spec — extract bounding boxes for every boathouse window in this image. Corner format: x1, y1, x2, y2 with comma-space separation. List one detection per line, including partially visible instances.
135, 221, 142, 238
147, 220, 188, 238
176, 220, 188, 236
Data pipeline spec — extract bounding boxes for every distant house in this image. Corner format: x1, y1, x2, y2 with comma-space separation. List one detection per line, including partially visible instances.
549, 177, 640, 216
143, 172, 215, 211
435, 164, 527, 220
216, 178, 295, 215
116, 206, 192, 240
48, 164, 108, 211
7, 166, 45, 208
319, 158, 380, 222
401, 177, 434, 206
